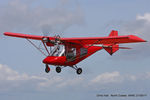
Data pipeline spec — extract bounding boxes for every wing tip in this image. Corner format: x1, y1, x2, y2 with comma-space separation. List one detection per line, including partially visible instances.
129, 35, 147, 42
3, 32, 12, 36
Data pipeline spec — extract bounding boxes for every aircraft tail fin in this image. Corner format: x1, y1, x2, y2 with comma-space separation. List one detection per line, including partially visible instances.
103, 30, 119, 55
103, 44, 119, 55
109, 30, 118, 36
103, 30, 130, 55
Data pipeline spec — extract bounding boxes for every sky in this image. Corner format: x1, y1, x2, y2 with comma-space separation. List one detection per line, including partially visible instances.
0, 0, 150, 100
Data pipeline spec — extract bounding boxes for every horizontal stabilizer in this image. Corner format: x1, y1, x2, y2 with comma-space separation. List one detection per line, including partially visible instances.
119, 47, 131, 49
103, 45, 131, 55
102, 45, 131, 49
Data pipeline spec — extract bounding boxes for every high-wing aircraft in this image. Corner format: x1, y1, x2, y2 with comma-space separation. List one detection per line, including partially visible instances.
4, 30, 146, 75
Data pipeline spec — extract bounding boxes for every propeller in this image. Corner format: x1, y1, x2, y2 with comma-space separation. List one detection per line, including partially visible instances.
41, 23, 67, 46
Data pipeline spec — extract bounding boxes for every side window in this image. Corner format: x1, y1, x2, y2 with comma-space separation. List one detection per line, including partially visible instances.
80, 48, 88, 57
66, 48, 76, 60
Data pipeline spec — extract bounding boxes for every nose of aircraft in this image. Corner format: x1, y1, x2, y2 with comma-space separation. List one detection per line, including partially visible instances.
43, 56, 58, 64
43, 56, 66, 65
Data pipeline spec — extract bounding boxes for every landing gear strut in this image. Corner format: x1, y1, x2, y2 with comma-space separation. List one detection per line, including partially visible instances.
73, 65, 82, 75
45, 64, 50, 73
56, 66, 61, 73
45, 64, 82, 74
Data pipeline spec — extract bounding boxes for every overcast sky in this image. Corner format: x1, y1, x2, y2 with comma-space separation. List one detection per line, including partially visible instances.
0, 0, 150, 100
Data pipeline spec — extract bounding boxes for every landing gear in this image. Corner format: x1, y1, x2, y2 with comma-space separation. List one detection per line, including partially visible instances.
56, 66, 61, 73
76, 68, 82, 75
73, 65, 82, 75
45, 64, 50, 73
44, 64, 82, 75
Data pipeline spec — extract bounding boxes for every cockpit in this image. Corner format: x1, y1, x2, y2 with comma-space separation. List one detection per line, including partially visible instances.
50, 44, 77, 61
49, 43, 88, 63
50, 45, 65, 57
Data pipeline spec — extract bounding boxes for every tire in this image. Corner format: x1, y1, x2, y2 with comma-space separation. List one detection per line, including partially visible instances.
56, 67, 61, 73
76, 68, 82, 75
45, 65, 50, 73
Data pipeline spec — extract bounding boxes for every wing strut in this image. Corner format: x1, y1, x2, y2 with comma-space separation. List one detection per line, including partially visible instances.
42, 41, 50, 56
26, 39, 47, 56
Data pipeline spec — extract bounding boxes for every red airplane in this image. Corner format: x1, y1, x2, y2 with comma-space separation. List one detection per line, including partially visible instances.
4, 30, 146, 75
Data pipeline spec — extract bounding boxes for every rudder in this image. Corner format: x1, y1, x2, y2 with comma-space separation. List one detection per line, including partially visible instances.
104, 30, 119, 55
109, 30, 118, 36
103, 44, 119, 55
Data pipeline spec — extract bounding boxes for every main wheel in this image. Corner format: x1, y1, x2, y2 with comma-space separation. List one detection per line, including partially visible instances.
45, 64, 50, 73
76, 68, 82, 75
56, 66, 61, 73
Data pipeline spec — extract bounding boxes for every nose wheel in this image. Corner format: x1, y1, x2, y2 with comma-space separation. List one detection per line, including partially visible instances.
45, 64, 50, 73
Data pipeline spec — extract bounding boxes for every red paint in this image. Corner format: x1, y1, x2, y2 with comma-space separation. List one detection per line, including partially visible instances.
103, 44, 119, 55
42, 46, 102, 66
43, 56, 66, 65
4, 31, 146, 45
4, 30, 147, 67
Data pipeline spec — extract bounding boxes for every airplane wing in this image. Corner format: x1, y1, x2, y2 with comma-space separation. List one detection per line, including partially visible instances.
4, 32, 44, 40
4, 31, 146, 56
4, 31, 146, 45
4, 32, 55, 40
60, 35, 146, 45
